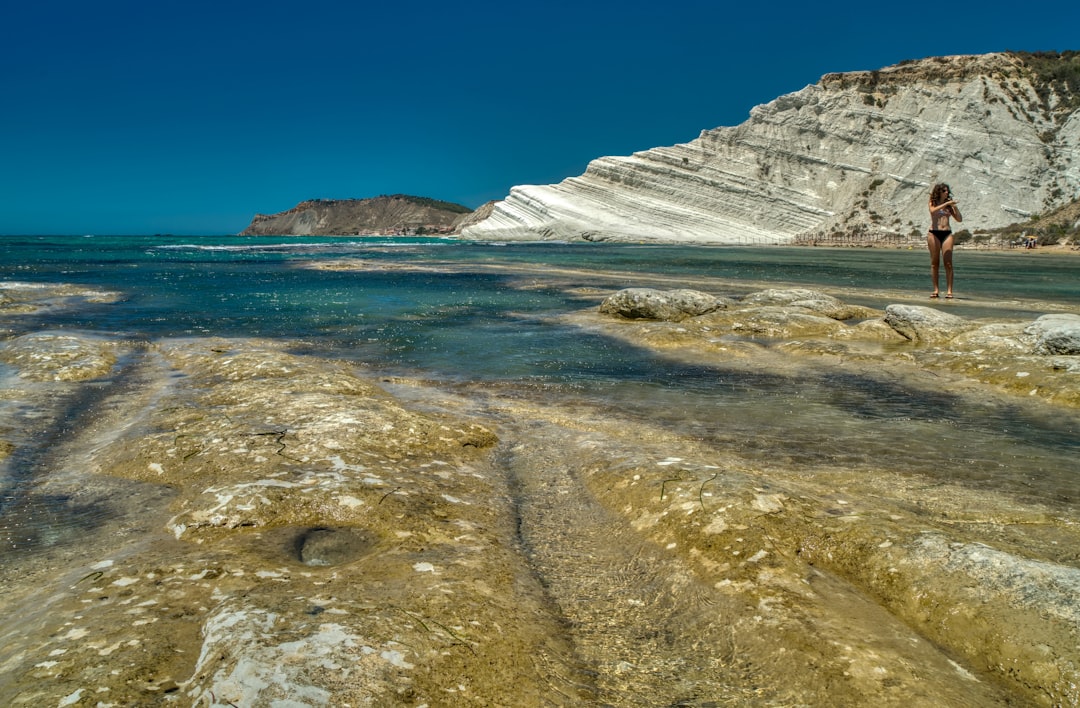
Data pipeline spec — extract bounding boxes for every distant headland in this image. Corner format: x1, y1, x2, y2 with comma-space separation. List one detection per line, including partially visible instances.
240, 194, 476, 237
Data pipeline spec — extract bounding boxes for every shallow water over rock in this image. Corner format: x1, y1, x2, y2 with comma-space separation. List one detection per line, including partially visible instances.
0, 240, 1078, 705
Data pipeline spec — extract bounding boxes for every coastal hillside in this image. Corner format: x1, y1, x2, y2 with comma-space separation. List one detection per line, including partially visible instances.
240, 194, 473, 236
462, 51, 1080, 245
988, 195, 1080, 244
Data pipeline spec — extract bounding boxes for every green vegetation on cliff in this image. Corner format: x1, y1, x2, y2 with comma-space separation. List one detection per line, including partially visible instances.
1012, 50, 1080, 112
987, 196, 1080, 246
301, 195, 472, 215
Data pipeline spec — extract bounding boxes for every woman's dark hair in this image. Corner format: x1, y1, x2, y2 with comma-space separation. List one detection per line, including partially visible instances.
930, 183, 951, 206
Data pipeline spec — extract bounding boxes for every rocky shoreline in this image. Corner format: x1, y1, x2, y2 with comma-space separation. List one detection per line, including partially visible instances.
589, 286, 1080, 407
1, 282, 1078, 706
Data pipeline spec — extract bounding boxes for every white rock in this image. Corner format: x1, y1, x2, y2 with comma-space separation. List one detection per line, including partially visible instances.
463, 54, 1079, 244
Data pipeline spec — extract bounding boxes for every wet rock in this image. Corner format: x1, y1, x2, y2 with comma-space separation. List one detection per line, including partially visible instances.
585, 287, 1080, 408
740, 288, 877, 320
509, 422, 1038, 706
0, 338, 576, 708
0, 332, 118, 381
885, 534, 1080, 706
599, 288, 887, 342
948, 322, 1031, 352
294, 527, 378, 566
883, 304, 973, 343
0, 282, 122, 315
1025, 313, 1080, 355
1049, 356, 1080, 373
545, 420, 1080, 708
3, 296, 1078, 707
698, 305, 850, 339
599, 288, 728, 321
907, 318, 1080, 405
90, 340, 501, 538
844, 317, 910, 341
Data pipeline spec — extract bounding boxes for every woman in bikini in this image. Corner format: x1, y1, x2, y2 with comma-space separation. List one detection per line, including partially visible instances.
927, 182, 962, 299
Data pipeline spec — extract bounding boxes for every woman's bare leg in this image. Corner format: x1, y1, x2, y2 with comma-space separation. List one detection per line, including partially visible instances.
927, 233, 941, 296
942, 235, 955, 296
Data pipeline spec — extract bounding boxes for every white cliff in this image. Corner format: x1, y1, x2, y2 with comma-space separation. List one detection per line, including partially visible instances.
462, 53, 1080, 244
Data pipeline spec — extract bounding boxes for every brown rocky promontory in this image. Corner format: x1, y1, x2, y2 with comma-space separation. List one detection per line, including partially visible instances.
240, 194, 474, 236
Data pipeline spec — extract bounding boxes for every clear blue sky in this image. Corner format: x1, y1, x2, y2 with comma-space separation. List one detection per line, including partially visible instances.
2, 0, 1077, 235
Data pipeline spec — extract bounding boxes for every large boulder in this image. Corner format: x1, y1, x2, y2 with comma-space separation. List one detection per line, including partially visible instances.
740, 288, 877, 321
1025, 314, 1080, 355
599, 288, 728, 321
948, 323, 1031, 353
698, 306, 850, 339
884, 305, 972, 343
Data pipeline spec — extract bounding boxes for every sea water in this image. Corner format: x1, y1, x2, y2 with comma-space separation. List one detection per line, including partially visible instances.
1, 234, 1077, 512
5, 235, 1078, 348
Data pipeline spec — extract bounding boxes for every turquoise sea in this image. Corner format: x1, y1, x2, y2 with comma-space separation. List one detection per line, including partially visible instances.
4, 234, 1079, 346
1, 234, 1078, 513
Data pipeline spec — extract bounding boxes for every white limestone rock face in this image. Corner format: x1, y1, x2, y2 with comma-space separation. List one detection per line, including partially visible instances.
463, 53, 1080, 244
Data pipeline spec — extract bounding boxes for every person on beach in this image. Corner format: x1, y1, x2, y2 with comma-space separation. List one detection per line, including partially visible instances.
927, 182, 962, 299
